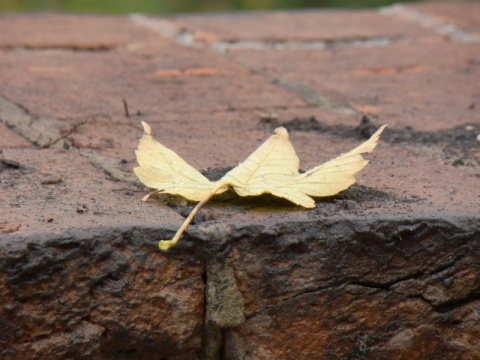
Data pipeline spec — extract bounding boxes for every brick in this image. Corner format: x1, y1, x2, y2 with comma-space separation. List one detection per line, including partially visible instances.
0, 10, 479, 359
0, 147, 183, 234
172, 9, 433, 43
66, 108, 354, 167
0, 13, 161, 49
0, 147, 203, 358
231, 41, 480, 131
0, 123, 31, 148
409, 2, 480, 33
0, 42, 304, 120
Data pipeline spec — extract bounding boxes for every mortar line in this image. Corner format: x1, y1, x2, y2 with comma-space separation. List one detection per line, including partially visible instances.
379, 3, 480, 44
127, 14, 360, 115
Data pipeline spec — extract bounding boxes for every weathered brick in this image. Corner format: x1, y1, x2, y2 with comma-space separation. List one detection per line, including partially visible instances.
0, 7, 479, 359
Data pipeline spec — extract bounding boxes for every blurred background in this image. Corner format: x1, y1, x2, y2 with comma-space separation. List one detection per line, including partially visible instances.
0, 0, 426, 14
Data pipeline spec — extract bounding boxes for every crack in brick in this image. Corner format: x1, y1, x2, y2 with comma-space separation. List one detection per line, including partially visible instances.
350, 269, 425, 292
351, 256, 480, 313
426, 293, 480, 313
237, 60, 355, 113
402, 291, 480, 316
76, 148, 137, 183
244, 282, 347, 320
0, 94, 85, 148
232, 217, 479, 322
0, 44, 123, 52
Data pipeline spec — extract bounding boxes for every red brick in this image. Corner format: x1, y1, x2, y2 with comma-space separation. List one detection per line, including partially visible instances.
67, 108, 354, 166
0, 42, 304, 120
0, 11, 479, 359
0, 123, 31, 148
0, 13, 161, 49
231, 41, 480, 131
172, 9, 433, 42
409, 2, 480, 33
0, 147, 183, 234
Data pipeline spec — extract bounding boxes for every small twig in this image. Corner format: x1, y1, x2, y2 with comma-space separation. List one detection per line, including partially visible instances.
123, 98, 130, 117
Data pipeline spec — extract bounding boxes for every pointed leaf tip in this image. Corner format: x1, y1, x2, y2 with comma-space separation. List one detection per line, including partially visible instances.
273, 126, 288, 137
134, 121, 218, 201
141, 121, 152, 135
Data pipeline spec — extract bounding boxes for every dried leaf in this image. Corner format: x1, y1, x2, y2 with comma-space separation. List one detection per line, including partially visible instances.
134, 122, 226, 201
220, 127, 315, 208
294, 125, 386, 198
134, 122, 386, 250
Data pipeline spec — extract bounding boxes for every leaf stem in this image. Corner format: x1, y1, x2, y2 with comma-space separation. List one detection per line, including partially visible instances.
159, 182, 229, 251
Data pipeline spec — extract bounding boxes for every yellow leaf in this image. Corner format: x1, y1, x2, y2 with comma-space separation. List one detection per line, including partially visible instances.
133, 122, 386, 250
219, 127, 316, 208
295, 125, 387, 199
133, 121, 226, 201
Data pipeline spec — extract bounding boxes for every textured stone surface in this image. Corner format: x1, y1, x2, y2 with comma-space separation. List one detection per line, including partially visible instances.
1, 229, 205, 359
222, 217, 479, 359
1, 3, 479, 359
206, 258, 245, 328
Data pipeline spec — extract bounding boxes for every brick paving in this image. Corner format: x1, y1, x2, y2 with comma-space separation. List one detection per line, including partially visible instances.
0, 3, 479, 359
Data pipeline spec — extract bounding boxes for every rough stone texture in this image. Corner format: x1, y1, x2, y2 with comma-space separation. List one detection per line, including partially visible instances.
206, 258, 245, 328
1, 3, 479, 359
1, 229, 204, 359
0, 147, 202, 358
222, 217, 479, 359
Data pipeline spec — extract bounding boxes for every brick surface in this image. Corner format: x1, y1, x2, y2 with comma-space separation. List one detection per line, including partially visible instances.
0, 13, 160, 49
0, 4, 479, 359
0, 44, 304, 120
171, 9, 433, 42
231, 41, 480, 131
0, 123, 31, 148
0, 147, 183, 235
0, 147, 203, 358
410, 2, 480, 33
66, 108, 353, 168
